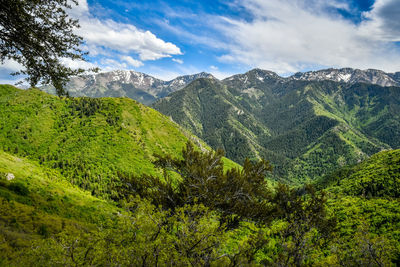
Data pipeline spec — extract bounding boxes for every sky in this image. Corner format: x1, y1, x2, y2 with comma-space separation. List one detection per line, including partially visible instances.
1, 0, 400, 83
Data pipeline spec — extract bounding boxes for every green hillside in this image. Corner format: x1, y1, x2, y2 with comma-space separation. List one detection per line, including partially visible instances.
0, 150, 122, 262
317, 149, 400, 263
0, 150, 246, 266
0, 85, 238, 199
317, 149, 400, 197
153, 70, 400, 183
154, 78, 271, 162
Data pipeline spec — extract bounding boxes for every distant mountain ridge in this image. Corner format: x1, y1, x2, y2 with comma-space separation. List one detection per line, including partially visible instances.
40, 68, 400, 105
41, 70, 214, 105
290, 68, 400, 87
224, 67, 400, 87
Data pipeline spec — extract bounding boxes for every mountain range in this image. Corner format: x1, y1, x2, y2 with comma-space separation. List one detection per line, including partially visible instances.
153, 68, 400, 183
41, 70, 214, 105
40, 68, 400, 105
290, 68, 400, 86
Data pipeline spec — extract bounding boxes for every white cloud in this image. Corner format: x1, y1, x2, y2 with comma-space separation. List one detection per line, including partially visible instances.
153, 17, 228, 50
60, 57, 99, 70
70, 0, 182, 62
69, 0, 89, 17
172, 58, 184, 64
120, 56, 143, 67
360, 0, 400, 42
217, 0, 400, 73
0, 78, 26, 86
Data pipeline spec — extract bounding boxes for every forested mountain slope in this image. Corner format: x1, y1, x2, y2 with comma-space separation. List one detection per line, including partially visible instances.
153, 69, 400, 183
2, 139, 399, 265
1, 90, 399, 264
318, 149, 400, 197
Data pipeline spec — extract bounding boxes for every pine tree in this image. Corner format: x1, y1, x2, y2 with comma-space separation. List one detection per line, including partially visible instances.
0, 0, 95, 95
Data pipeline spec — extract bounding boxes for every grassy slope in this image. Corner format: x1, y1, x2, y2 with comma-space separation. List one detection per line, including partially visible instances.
0, 84, 242, 263
0, 150, 121, 261
0, 85, 239, 198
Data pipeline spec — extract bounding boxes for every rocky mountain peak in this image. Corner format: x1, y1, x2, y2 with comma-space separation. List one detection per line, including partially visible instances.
290, 68, 400, 87
40, 70, 216, 105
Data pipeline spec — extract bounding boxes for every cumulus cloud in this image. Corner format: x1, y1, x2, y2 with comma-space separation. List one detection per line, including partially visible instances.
70, 0, 181, 64
217, 0, 400, 73
120, 56, 143, 67
60, 57, 99, 70
99, 58, 129, 71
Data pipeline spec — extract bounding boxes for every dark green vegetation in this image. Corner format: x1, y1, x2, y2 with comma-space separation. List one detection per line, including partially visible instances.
0, 84, 399, 265
153, 69, 400, 183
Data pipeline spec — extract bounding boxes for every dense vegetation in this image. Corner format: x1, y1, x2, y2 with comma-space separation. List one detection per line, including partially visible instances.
0, 85, 238, 199
153, 69, 400, 183
317, 149, 400, 197
1, 141, 399, 265
318, 149, 400, 265
0, 85, 399, 265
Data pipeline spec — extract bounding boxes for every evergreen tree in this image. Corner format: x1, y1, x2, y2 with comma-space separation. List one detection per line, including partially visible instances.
0, 0, 94, 95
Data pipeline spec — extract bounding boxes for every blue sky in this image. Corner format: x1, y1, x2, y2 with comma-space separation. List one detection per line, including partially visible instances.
1, 0, 400, 83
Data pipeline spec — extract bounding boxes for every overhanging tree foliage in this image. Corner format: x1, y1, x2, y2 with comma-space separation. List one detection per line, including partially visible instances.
0, 0, 92, 96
